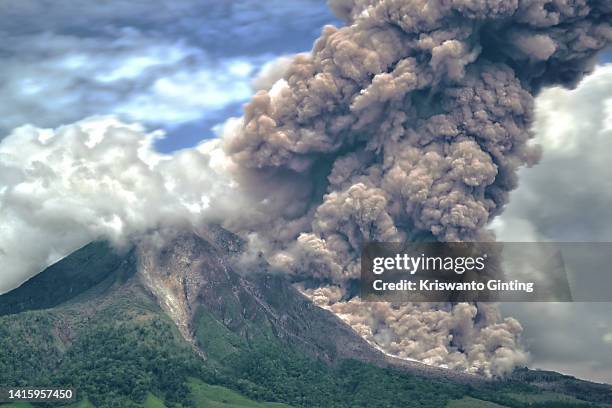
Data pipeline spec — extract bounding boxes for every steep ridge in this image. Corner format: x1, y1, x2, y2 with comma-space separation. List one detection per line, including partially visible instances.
136, 228, 385, 365
0, 241, 136, 316
0, 227, 417, 372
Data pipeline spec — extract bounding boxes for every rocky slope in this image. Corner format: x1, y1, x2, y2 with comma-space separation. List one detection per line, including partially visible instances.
0, 225, 476, 381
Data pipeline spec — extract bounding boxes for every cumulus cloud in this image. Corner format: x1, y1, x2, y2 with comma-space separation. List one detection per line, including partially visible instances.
503, 302, 612, 384
0, 0, 337, 148
0, 117, 237, 293
493, 64, 612, 242
251, 55, 298, 92
492, 64, 612, 384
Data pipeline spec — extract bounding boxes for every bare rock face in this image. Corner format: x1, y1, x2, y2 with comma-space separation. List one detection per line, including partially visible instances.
137, 231, 227, 340
132, 227, 485, 384
135, 227, 384, 365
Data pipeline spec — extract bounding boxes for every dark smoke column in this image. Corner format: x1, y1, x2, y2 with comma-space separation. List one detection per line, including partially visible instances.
224, 0, 612, 282
220, 0, 611, 376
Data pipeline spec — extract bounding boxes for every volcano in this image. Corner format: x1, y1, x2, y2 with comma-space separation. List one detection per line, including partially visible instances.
1, 226, 611, 407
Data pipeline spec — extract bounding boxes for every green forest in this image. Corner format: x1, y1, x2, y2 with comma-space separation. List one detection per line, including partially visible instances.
0, 294, 604, 408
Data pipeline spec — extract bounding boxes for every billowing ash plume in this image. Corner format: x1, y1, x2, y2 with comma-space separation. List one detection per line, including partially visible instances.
223, 0, 611, 282
303, 285, 527, 377
217, 0, 611, 375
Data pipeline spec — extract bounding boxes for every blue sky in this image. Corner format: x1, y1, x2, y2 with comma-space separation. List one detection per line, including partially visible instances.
0, 0, 338, 152
0, 2, 608, 153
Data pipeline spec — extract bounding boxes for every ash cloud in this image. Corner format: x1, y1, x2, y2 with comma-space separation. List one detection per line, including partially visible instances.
224, 0, 611, 276
303, 285, 528, 377
217, 0, 611, 376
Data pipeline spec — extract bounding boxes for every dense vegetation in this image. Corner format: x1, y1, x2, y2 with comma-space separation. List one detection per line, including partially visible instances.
0, 269, 607, 408
1, 294, 606, 408
0, 296, 205, 407
195, 309, 466, 408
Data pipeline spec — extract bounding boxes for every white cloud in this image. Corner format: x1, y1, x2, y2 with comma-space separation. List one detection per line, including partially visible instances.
112, 56, 260, 124
493, 64, 612, 242
0, 31, 272, 136
0, 116, 237, 294
0, 0, 337, 144
494, 63, 612, 384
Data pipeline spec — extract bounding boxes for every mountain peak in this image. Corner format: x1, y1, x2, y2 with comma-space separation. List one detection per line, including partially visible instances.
3, 226, 612, 407
0, 227, 386, 367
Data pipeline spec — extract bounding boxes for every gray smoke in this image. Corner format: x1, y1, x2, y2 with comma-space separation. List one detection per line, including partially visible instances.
224, 0, 611, 282
218, 0, 612, 376
304, 285, 527, 377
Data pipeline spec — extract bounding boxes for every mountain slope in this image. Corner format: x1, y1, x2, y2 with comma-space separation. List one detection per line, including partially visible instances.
0, 241, 135, 316
1, 227, 611, 408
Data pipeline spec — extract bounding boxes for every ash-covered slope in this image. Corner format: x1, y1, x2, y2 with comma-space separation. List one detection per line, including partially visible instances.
0, 225, 453, 375
133, 227, 489, 383
135, 225, 387, 367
